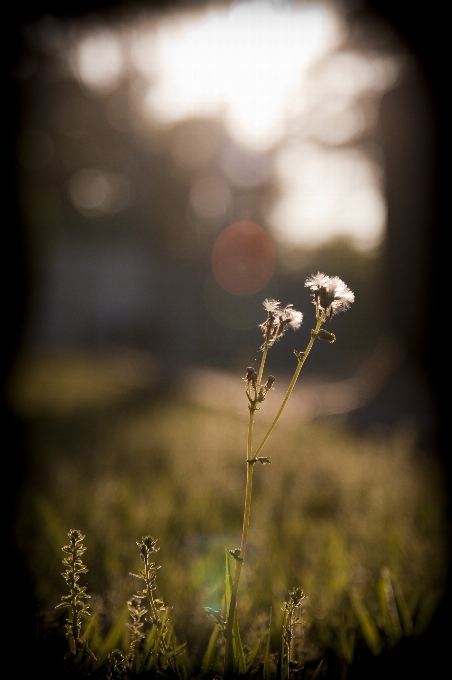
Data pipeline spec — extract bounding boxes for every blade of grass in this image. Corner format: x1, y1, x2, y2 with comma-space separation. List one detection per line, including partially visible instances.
225, 547, 232, 612
378, 573, 393, 642
74, 641, 87, 666
277, 610, 288, 680
389, 569, 413, 635
350, 592, 381, 656
202, 624, 220, 677
224, 548, 246, 674
165, 642, 187, 659
141, 624, 159, 671
224, 547, 234, 674
174, 641, 190, 680
146, 609, 170, 671
82, 612, 101, 656
233, 609, 246, 674
246, 633, 263, 672
338, 625, 354, 666
97, 605, 129, 664
311, 659, 323, 679
263, 608, 273, 680
380, 568, 402, 643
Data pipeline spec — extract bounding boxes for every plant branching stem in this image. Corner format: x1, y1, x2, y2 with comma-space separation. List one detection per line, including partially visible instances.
144, 553, 176, 675
69, 565, 79, 646
223, 311, 326, 677
224, 342, 269, 675
253, 312, 325, 460
288, 608, 293, 680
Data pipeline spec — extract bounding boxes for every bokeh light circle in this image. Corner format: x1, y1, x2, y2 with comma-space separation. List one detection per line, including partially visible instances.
211, 220, 275, 296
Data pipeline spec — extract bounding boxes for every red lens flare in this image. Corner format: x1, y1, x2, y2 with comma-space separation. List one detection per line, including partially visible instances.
211, 220, 275, 296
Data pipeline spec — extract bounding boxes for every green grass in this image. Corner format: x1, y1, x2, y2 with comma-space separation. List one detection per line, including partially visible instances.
11, 350, 447, 673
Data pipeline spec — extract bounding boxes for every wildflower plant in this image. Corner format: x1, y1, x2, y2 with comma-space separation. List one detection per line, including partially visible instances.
129, 536, 182, 675
125, 595, 147, 669
223, 273, 354, 676
56, 529, 92, 656
53, 273, 354, 677
106, 649, 128, 680
281, 587, 306, 680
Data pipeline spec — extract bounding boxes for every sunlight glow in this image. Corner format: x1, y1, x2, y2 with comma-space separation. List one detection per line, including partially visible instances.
189, 175, 231, 220
270, 143, 386, 250
73, 29, 124, 93
142, 1, 335, 149
67, 0, 400, 251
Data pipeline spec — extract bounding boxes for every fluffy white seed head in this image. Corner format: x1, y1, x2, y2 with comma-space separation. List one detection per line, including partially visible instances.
305, 272, 354, 317
260, 299, 303, 346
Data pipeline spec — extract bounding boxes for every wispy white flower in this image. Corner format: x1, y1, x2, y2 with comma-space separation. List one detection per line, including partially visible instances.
260, 298, 303, 347
305, 272, 354, 317
263, 298, 281, 314
282, 305, 303, 330
304, 272, 330, 291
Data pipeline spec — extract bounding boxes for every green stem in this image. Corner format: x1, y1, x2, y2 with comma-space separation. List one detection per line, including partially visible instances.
70, 546, 79, 649
223, 310, 325, 677
145, 556, 176, 675
287, 609, 293, 680
223, 342, 269, 676
252, 313, 325, 461
257, 343, 269, 389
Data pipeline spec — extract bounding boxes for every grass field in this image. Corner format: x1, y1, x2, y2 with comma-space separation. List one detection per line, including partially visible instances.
10, 350, 447, 675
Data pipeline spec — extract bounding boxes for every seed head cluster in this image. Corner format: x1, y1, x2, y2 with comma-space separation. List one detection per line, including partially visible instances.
305, 272, 354, 318
260, 299, 303, 347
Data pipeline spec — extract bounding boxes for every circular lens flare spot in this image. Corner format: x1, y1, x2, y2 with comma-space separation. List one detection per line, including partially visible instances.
211, 220, 275, 296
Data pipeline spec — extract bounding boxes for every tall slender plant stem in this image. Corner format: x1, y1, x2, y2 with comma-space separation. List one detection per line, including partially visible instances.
142, 545, 176, 675
288, 606, 293, 680
223, 342, 269, 675
223, 312, 325, 676
223, 310, 327, 676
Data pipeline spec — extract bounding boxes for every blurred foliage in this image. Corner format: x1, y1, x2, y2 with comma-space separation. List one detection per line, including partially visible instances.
11, 351, 446, 669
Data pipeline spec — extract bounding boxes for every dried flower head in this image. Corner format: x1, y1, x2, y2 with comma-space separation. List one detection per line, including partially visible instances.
260, 299, 303, 347
262, 298, 281, 314
305, 272, 354, 318
304, 272, 330, 291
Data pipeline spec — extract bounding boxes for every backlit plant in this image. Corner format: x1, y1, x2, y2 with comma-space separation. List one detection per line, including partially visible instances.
56, 529, 93, 657
223, 272, 354, 675
54, 273, 358, 678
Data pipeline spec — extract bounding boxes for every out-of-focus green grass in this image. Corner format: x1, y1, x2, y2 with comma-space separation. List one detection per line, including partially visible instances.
11, 351, 447, 665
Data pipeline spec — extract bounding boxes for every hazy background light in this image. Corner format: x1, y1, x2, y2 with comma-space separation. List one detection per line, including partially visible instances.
140, 0, 336, 150
68, 168, 133, 215
189, 175, 231, 220
72, 29, 124, 93
58, 0, 402, 252
315, 52, 400, 97
288, 50, 401, 144
303, 97, 368, 146
129, 23, 159, 81
270, 142, 386, 250
220, 143, 271, 189
170, 121, 218, 170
